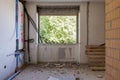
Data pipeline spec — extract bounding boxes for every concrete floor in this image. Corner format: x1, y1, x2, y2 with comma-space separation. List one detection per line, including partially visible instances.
14, 63, 105, 80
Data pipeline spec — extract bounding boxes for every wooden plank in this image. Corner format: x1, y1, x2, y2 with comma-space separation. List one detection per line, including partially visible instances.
89, 64, 105, 66
86, 52, 105, 55
88, 58, 105, 62
86, 45, 105, 71
88, 60, 105, 63
90, 67, 105, 71
86, 45, 105, 48
86, 49, 105, 52
88, 55, 105, 58
89, 65, 105, 67
89, 62, 105, 66
86, 46, 105, 49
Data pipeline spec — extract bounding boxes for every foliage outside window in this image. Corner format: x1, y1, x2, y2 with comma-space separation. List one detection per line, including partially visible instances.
40, 16, 77, 44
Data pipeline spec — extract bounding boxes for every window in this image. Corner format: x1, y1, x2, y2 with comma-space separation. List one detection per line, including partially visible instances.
38, 6, 79, 44
40, 16, 77, 44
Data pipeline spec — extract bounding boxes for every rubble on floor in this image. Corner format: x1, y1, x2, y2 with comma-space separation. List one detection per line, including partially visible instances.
13, 63, 105, 80
48, 76, 59, 80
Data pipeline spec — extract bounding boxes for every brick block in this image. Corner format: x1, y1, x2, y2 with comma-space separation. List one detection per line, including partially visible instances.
104, 0, 120, 79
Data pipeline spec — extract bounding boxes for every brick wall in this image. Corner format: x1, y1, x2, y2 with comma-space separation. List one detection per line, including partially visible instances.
105, 0, 120, 80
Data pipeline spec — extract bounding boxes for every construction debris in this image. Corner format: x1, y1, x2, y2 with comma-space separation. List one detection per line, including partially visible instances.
97, 74, 103, 78
54, 63, 65, 68
48, 76, 59, 80
13, 63, 105, 80
75, 78, 79, 80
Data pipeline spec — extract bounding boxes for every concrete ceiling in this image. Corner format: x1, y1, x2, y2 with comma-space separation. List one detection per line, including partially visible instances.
24, 0, 105, 2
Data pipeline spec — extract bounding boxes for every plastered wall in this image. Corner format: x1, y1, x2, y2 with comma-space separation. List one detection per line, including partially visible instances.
0, 0, 16, 80
79, 2, 88, 63
89, 2, 105, 45
25, 2, 105, 64
79, 2, 105, 63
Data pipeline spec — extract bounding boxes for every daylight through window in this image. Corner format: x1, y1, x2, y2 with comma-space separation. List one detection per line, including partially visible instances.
40, 16, 77, 44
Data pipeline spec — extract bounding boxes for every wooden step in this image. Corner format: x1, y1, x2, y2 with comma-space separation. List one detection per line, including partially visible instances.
89, 60, 105, 63
86, 45, 105, 71
86, 45, 105, 49
89, 64, 105, 67
89, 62, 105, 67
86, 49, 105, 52
89, 59, 105, 63
86, 52, 105, 55
88, 55, 105, 59
90, 67, 105, 71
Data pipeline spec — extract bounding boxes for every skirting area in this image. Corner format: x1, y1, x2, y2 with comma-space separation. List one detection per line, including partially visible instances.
13, 63, 105, 80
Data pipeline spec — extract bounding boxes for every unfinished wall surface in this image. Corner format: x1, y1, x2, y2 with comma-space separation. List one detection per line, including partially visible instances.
39, 44, 79, 62
89, 2, 105, 45
80, 2, 105, 63
25, 2, 105, 64
25, 3, 39, 64
0, 0, 16, 80
105, 0, 120, 80
79, 2, 88, 63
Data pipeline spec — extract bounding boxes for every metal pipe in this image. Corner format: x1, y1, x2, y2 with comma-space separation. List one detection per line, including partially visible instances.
27, 16, 30, 63
7, 71, 20, 80
87, 2, 90, 45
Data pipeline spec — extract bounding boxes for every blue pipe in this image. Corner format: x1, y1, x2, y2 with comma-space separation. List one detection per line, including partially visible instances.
16, 0, 19, 50
7, 71, 20, 80
7, 1, 21, 80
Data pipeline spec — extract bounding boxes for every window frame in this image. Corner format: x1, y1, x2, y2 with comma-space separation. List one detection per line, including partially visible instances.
38, 7, 79, 45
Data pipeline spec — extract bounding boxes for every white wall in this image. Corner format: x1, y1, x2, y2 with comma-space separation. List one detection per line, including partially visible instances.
0, 0, 16, 80
25, 2, 105, 64
79, 2, 105, 63
89, 2, 105, 45
25, 3, 38, 64
80, 2, 88, 63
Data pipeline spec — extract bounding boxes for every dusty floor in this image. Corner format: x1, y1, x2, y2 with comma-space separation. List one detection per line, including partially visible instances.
14, 63, 105, 80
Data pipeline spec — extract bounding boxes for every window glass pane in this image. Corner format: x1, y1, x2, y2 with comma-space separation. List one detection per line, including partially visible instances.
40, 16, 77, 44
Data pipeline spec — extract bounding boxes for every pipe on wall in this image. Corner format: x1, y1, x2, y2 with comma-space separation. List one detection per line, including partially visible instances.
86, 2, 89, 45
7, 71, 20, 80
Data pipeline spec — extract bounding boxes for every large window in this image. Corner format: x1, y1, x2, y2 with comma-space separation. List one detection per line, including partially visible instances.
38, 6, 79, 44
40, 16, 77, 44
